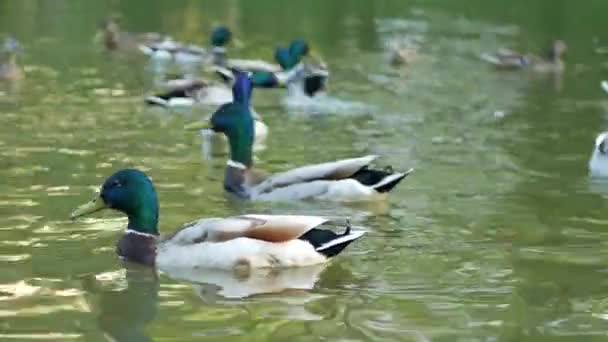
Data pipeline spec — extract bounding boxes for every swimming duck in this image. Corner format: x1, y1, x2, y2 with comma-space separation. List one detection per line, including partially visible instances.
95, 16, 162, 52
70, 169, 365, 269
185, 72, 413, 201
390, 47, 418, 67
215, 39, 329, 97
480, 40, 567, 72
145, 77, 268, 144
0, 37, 24, 82
144, 78, 233, 107
141, 26, 280, 72
589, 132, 608, 177
601, 81, 608, 94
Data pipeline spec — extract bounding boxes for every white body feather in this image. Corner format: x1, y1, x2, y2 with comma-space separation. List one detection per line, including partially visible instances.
590, 132, 608, 177
602, 81, 608, 94
227, 59, 281, 73
248, 155, 411, 201
155, 215, 357, 270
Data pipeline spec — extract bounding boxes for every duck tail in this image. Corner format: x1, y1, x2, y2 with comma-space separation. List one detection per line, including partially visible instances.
299, 220, 365, 258
316, 223, 365, 258
144, 95, 169, 107
371, 168, 413, 193
350, 166, 413, 193
480, 53, 500, 65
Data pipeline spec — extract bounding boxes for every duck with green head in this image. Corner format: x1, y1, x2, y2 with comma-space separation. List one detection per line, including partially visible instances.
0, 37, 24, 82
144, 75, 268, 147
215, 39, 329, 97
480, 40, 567, 73
185, 72, 413, 201
70, 168, 364, 269
141, 26, 280, 73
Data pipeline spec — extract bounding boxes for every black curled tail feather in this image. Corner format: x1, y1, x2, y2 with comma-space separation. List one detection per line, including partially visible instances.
350, 166, 412, 193
298, 221, 363, 258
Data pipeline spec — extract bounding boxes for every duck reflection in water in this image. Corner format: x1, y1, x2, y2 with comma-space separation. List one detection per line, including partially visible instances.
81, 263, 158, 342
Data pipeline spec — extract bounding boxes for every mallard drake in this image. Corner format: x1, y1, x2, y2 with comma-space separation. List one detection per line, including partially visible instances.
480, 40, 567, 72
95, 16, 162, 52
70, 169, 364, 269
141, 26, 280, 73
0, 37, 24, 82
601, 81, 608, 94
145, 77, 268, 144
185, 72, 413, 201
215, 39, 329, 97
589, 132, 608, 177
144, 78, 233, 107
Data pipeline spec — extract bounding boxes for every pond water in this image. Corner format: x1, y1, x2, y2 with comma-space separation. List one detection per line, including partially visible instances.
2, 1, 608, 341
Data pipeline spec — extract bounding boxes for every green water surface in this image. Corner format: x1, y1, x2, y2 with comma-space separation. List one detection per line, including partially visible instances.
2, 1, 608, 341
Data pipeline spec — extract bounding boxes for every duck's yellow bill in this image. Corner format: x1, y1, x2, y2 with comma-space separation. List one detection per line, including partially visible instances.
184, 120, 211, 131
71, 196, 107, 219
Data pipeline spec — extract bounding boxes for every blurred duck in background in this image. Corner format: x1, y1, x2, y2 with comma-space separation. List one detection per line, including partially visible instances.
215, 39, 330, 98
141, 26, 280, 73
95, 16, 163, 52
0, 37, 24, 82
480, 40, 567, 73
589, 132, 608, 178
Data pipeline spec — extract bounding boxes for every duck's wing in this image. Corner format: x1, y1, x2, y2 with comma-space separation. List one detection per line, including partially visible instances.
480, 52, 527, 69
162, 78, 207, 91
252, 155, 377, 194
227, 59, 282, 73
164, 215, 331, 245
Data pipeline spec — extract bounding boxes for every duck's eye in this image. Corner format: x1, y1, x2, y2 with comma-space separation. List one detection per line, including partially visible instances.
112, 180, 122, 188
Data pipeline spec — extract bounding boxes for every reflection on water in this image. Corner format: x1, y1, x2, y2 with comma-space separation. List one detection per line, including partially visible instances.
2, 0, 608, 340
82, 264, 159, 342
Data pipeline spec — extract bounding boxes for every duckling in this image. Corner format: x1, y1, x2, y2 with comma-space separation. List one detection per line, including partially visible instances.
70, 169, 365, 269
589, 132, 608, 177
95, 16, 162, 52
185, 72, 412, 202
480, 40, 567, 72
0, 37, 24, 82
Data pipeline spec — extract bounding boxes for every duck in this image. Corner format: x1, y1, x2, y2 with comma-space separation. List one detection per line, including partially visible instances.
589, 132, 608, 178
480, 40, 567, 73
601, 81, 608, 94
141, 26, 280, 73
144, 78, 233, 107
145, 77, 268, 144
70, 169, 365, 269
0, 37, 24, 82
185, 72, 413, 201
214, 39, 329, 97
390, 47, 418, 67
95, 16, 163, 52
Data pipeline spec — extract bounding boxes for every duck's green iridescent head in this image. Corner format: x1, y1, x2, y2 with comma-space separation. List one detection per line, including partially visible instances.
210, 72, 254, 166
288, 39, 310, 60
274, 46, 294, 70
210, 26, 232, 47
71, 169, 160, 235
